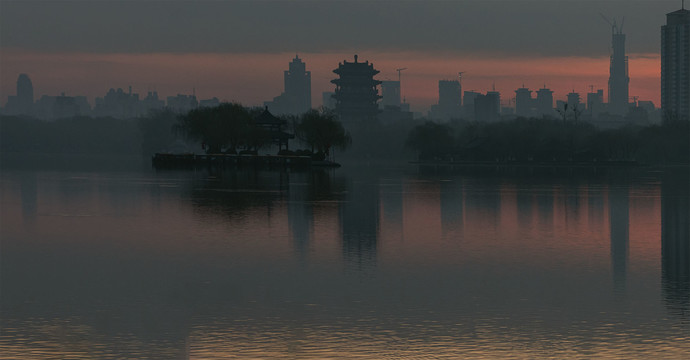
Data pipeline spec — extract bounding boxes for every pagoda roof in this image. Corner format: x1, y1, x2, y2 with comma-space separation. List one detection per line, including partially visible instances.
255, 108, 285, 125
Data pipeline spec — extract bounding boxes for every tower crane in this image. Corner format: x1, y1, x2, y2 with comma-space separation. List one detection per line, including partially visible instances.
458, 71, 467, 89
396, 67, 407, 99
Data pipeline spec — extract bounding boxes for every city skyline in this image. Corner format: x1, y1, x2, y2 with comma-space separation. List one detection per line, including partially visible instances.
0, 1, 680, 113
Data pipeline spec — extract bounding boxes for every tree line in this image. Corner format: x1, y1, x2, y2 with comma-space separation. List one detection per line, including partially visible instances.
405, 117, 689, 164
1, 103, 352, 159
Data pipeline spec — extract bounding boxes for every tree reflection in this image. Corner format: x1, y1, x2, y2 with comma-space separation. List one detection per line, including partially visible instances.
661, 169, 690, 319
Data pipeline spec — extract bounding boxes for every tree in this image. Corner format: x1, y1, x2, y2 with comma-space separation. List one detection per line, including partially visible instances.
175, 103, 252, 153
295, 108, 351, 158
405, 121, 455, 161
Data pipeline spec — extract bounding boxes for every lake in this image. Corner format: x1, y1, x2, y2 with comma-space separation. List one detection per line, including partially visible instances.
1, 155, 688, 359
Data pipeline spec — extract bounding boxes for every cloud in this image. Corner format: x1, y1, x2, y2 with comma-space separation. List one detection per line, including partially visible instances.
0, 1, 678, 56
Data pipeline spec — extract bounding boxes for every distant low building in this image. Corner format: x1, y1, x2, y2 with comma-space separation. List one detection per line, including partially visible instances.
199, 97, 220, 108
94, 87, 141, 118
166, 94, 198, 114
141, 91, 165, 114
34, 94, 91, 120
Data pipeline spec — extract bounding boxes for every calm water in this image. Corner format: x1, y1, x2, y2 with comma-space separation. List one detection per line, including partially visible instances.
1, 156, 689, 359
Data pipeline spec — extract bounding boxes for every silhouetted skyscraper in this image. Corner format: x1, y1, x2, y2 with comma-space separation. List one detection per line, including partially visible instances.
331, 55, 381, 125
515, 86, 533, 117
661, 6, 690, 122
474, 91, 500, 122
587, 89, 605, 117
266, 55, 312, 115
437, 80, 462, 120
567, 91, 582, 112
608, 22, 630, 115
4, 73, 34, 115
381, 80, 401, 108
536, 86, 554, 117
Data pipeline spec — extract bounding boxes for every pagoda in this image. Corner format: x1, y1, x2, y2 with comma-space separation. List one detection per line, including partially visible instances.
331, 55, 382, 125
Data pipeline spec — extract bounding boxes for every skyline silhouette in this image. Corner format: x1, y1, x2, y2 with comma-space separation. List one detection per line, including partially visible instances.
0, 1, 681, 113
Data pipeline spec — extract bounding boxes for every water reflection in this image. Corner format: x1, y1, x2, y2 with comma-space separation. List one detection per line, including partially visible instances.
3, 162, 690, 358
609, 180, 630, 298
661, 169, 690, 319
340, 171, 379, 272
19, 172, 37, 227
440, 179, 464, 235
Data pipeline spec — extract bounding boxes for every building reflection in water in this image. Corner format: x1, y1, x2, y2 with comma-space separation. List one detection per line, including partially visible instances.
20, 172, 38, 227
287, 172, 313, 264
536, 185, 554, 229
440, 179, 464, 235
340, 172, 379, 272
516, 183, 533, 229
380, 176, 403, 234
464, 177, 501, 229
609, 181, 629, 298
661, 169, 690, 318
588, 183, 605, 233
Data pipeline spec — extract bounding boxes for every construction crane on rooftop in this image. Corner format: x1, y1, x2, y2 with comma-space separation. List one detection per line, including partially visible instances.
458, 71, 467, 87
396, 68, 407, 83
600, 13, 624, 35
396, 68, 407, 99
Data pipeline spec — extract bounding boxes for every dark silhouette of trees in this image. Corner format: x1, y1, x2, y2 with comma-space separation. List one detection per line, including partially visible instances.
175, 103, 260, 154
405, 121, 455, 160
405, 117, 688, 164
0, 115, 140, 154
294, 108, 351, 159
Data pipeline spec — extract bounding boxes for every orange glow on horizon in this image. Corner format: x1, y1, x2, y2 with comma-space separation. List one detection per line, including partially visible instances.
0, 49, 661, 113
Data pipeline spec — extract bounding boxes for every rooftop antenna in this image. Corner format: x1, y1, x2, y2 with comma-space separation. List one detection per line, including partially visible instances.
589, 84, 595, 93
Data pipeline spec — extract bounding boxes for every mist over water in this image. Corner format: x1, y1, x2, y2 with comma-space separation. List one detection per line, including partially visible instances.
1, 156, 688, 358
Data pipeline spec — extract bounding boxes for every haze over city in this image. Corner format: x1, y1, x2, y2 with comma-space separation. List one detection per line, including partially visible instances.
0, 0, 679, 112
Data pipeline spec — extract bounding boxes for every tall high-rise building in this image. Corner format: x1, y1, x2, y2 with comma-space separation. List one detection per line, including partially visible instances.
462, 91, 481, 120
474, 91, 500, 122
4, 73, 34, 115
515, 87, 534, 117
331, 55, 381, 125
536, 87, 554, 117
567, 91, 582, 112
381, 81, 401, 108
265, 55, 312, 115
608, 22, 630, 116
431, 80, 461, 121
661, 6, 690, 122
587, 89, 605, 118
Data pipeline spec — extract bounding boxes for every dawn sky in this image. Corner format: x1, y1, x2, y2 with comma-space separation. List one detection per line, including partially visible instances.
0, 0, 681, 112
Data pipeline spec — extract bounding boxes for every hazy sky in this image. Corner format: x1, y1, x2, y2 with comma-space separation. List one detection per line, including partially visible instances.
0, 0, 682, 111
